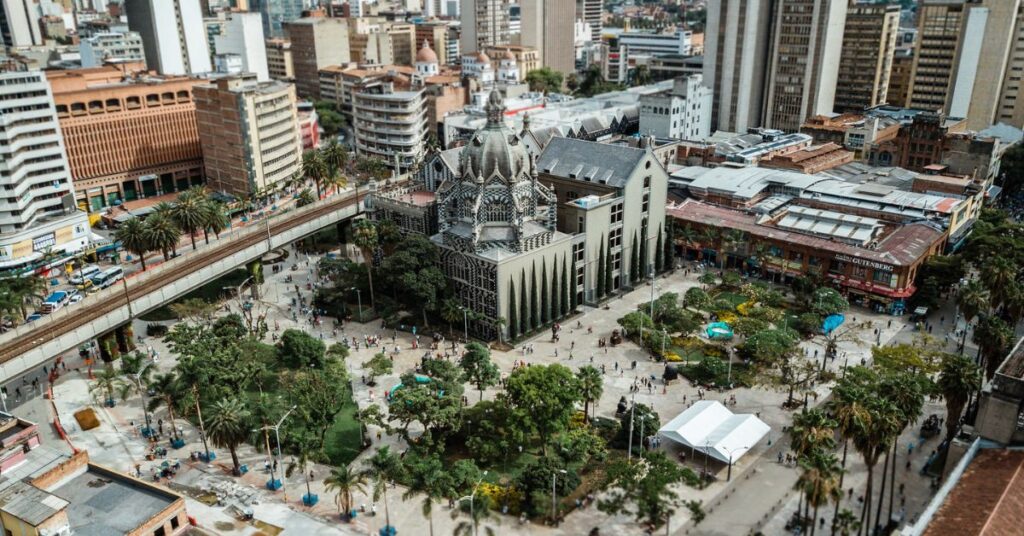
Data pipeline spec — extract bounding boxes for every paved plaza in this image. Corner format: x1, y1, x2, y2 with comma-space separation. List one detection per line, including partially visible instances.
25, 248, 968, 536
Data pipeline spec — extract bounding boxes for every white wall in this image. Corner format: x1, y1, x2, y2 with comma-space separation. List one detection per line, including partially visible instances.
215, 12, 269, 81
179, 0, 212, 74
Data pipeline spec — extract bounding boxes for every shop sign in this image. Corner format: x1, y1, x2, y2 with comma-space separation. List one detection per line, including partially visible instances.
834, 254, 892, 272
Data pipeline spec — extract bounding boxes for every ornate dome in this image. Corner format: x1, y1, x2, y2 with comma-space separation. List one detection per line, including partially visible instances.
476, 51, 491, 64
461, 90, 530, 183
416, 40, 438, 63
502, 49, 515, 61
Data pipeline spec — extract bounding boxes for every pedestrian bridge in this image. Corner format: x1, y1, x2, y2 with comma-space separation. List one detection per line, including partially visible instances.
0, 190, 366, 382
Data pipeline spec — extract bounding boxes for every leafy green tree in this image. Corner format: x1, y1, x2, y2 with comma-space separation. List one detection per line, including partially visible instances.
326, 342, 350, 362
277, 329, 327, 369
524, 66, 563, 93
285, 361, 350, 447
616, 402, 660, 451
501, 364, 582, 455
516, 456, 580, 517
460, 343, 500, 401
324, 465, 367, 520
576, 365, 603, 422
556, 426, 607, 465
938, 353, 982, 443
810, 288, 848, 317
599, 451, 686, 528
683, 287, 710, 310
207, 397, 252, 476
698, 272, 717, 290
363, 352, 393, 385
389, 368, 464, 447
115, 217, 150, 271
464, 400, 525, 466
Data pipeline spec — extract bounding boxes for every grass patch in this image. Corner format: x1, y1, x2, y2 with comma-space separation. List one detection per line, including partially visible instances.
140, 268, 250, 321
323, 398, 364, 466
712, 291, 748, 308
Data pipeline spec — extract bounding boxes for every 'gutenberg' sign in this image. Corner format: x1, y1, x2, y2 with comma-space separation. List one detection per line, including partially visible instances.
834, 254, 893, 272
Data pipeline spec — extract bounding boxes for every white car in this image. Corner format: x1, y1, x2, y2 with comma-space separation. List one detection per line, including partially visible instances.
69, 293, 83, 304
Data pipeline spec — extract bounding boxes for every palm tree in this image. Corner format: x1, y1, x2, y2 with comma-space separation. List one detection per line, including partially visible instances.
401, 460, 450, 536
7, 275, 47, 320
147, 372, 184, 441
677, 224, 698, 252
834, 509, 861, 536
452, 492, 497, 536
202, 200, 230, 242
441, 299, 462, 336
972, 315, 1014, 378
828, 382, 870, 531
296, 188, 316, 207
698, 226, 719, 263
322, 139, 348, 189
852, 398, 900, 536
789, 408, 837, 458
324, 465, 367, 521
171, 188, 208, 250
721, 229, 746, 269
89, 367, 129, 407
144, 213, 181, 260
363, 446, 403, 532
980, 256, 1015, 305
115, 217, 150, 271
938, 353, 982, 444
302, 150, 328, 199
956, 279, 990, 324
377, 219, 401, 255
877, 371, 929, 524
352, 220, 379, 310
576, 365, 603, 423
206, 397, 252, 476
286, 442, 319, 504
794, 450, 843, 536
1002, 281, 1024, 326
491, 316, 508, 345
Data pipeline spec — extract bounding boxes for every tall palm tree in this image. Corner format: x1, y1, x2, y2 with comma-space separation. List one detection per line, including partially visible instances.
8, 275, 47, 320
322, 139, 348, 187
144, 213, 181, 260
147, 372, 184, 441
698, 226, 719, 264
789, 408, 837, 458
1002, 281, 1024, 327
401, 460, 450, 536
834, 509, 861, 536
721, 229, 746, 269
296, 188, 316, 207
441, 299, 461, 336
828, 381, 870, 531
938, 353, 982, 444
324, 465, 367, 521
352, 220, 379, 310
794, 450, 843, 536
452, 492, 497, 536
576, 365, 603, 423
980, 256, 1015, 306
302, 150, 328, 199
377, 219, 401, 255
286, 441, 319, 504
171, 188, 208, 250
853, 398, 900, 536
89, 367, 129, 407
115, 217, 150, 271
877, 371, 929, 524
973, 315, 1014, 378
363, 446, 403, 532
491, 316, 508, 345
956, 279, 990, 324
206, 397, 252, 476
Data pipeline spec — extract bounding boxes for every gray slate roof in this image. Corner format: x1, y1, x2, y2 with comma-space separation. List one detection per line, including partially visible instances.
0, 481, 68, 526
537, 137, 647, 188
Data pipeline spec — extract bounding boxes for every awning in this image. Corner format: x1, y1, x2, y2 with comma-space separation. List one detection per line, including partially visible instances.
657, 400, 770, 464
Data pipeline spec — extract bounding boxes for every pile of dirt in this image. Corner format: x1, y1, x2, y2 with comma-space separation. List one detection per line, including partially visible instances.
73, 408, 99, 430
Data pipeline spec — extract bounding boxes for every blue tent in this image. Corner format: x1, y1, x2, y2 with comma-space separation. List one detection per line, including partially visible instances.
822, 314, 845, 335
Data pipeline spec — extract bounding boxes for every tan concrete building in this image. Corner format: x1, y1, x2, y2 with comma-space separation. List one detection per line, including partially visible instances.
353, 86, 428, 170
520, 0, 576, 77
47, 65, 205, 212
265, 38, 294, 81
350, 31, 395, 66
460, 0, 510, 53
887, 48, 914, 107
484, 45, 540, 81
415, 22, 451, 66
996, 4, 1024, 127
194, 74, 302, 197
386, 22, 417, 66
764, 0, 848, 132
834, 3, 899, 113
284, 16, 351, 99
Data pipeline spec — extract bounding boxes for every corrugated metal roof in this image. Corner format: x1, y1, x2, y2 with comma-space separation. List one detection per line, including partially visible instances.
0, 481, 67, 526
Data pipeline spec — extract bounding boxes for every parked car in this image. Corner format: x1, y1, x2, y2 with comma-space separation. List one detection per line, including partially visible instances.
26, 313, 42, 323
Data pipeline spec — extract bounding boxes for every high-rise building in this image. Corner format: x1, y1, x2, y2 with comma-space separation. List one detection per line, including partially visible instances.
639, 75, 712, 140
887, 48, 915, 108
577, 0, 602, 42
265, 38, 294, 82
703, 0, 773, 132
763, 0, 847, 132
834, 3, 899, 113
416, 21, 452, 65
459, 0, 509, 53
0, 0, 44, 47
284, 16, 350, 99
387, 22, 417, 66
249, 0, 304, 39
125, 0, 212, 75
520, 0, 575, 76
908, 0, 1023, 129
47, 66, 206, 212
79, 32, 147, 67
193, 74, 303, 197
214, 12, 269, 81
997, 4, 1024, 127
353, 87, 428, 170
0, 70, 90, 272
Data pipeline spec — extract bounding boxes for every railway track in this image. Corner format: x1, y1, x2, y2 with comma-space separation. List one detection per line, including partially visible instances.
0, 192, 361, 367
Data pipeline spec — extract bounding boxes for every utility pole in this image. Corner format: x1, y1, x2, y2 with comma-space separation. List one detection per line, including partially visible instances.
627, 391, 636, 462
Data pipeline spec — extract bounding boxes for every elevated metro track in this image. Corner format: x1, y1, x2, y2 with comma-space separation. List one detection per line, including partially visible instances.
0, 190, 366, 381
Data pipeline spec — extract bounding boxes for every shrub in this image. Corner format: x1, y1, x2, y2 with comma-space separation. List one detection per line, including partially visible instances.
146, 323, 168, 337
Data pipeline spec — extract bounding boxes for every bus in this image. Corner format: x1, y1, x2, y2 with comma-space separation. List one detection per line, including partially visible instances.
39, 291, 70, 313
91, 266, 124, 289
69, 265, 101, 285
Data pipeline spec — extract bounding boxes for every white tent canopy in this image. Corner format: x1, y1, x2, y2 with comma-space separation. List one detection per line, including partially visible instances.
658, 400, 770, 463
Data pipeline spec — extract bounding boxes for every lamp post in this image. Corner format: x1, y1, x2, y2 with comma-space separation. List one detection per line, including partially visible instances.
255, 405, 297, 498
351, 287, 363, 322
627, 391, 637, 462
460, 306, 469, 340
641, 270, 656, 344
127, 361, 153, 436
456, 471, 488, 536
723, 445, 748, 482
727, 347, 734, 387
551, 469, 568, 523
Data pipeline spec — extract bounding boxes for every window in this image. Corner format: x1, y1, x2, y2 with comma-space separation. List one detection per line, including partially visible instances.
611, 202, 623, 223
643, 175, 651, 188
171, 517, 180, 529
872, 270, 891, 286
154, 527, 165, 536
808, 256, 820, 266
852, 266, 867, 279
788, 251, 803, 262
642, 193, 649, 212
609, 227, 622, 248
577, 216, 585, 232
612, 252, 622, 271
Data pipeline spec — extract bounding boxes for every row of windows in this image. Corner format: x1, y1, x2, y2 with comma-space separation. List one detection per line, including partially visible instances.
55, 90, 192, 117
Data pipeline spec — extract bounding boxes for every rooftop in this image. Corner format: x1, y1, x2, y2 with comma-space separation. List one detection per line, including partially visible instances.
0, 481, 68, 526
922, 449, 1024, 536
50, 465, 179, 536
537, 137, 649, 188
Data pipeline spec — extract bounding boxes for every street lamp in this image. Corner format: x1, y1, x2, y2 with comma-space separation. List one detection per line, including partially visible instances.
255, 405, 297, 498
127, 361, 153, 436
351, 287, 363, 322
456, 470, 488, 536
459, 306, 469, 340
627, 391, 637, 462
641, 270, 656, 344
551, 469, 568, 523
723, 445, 749, 482
727, 347, 735, 388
